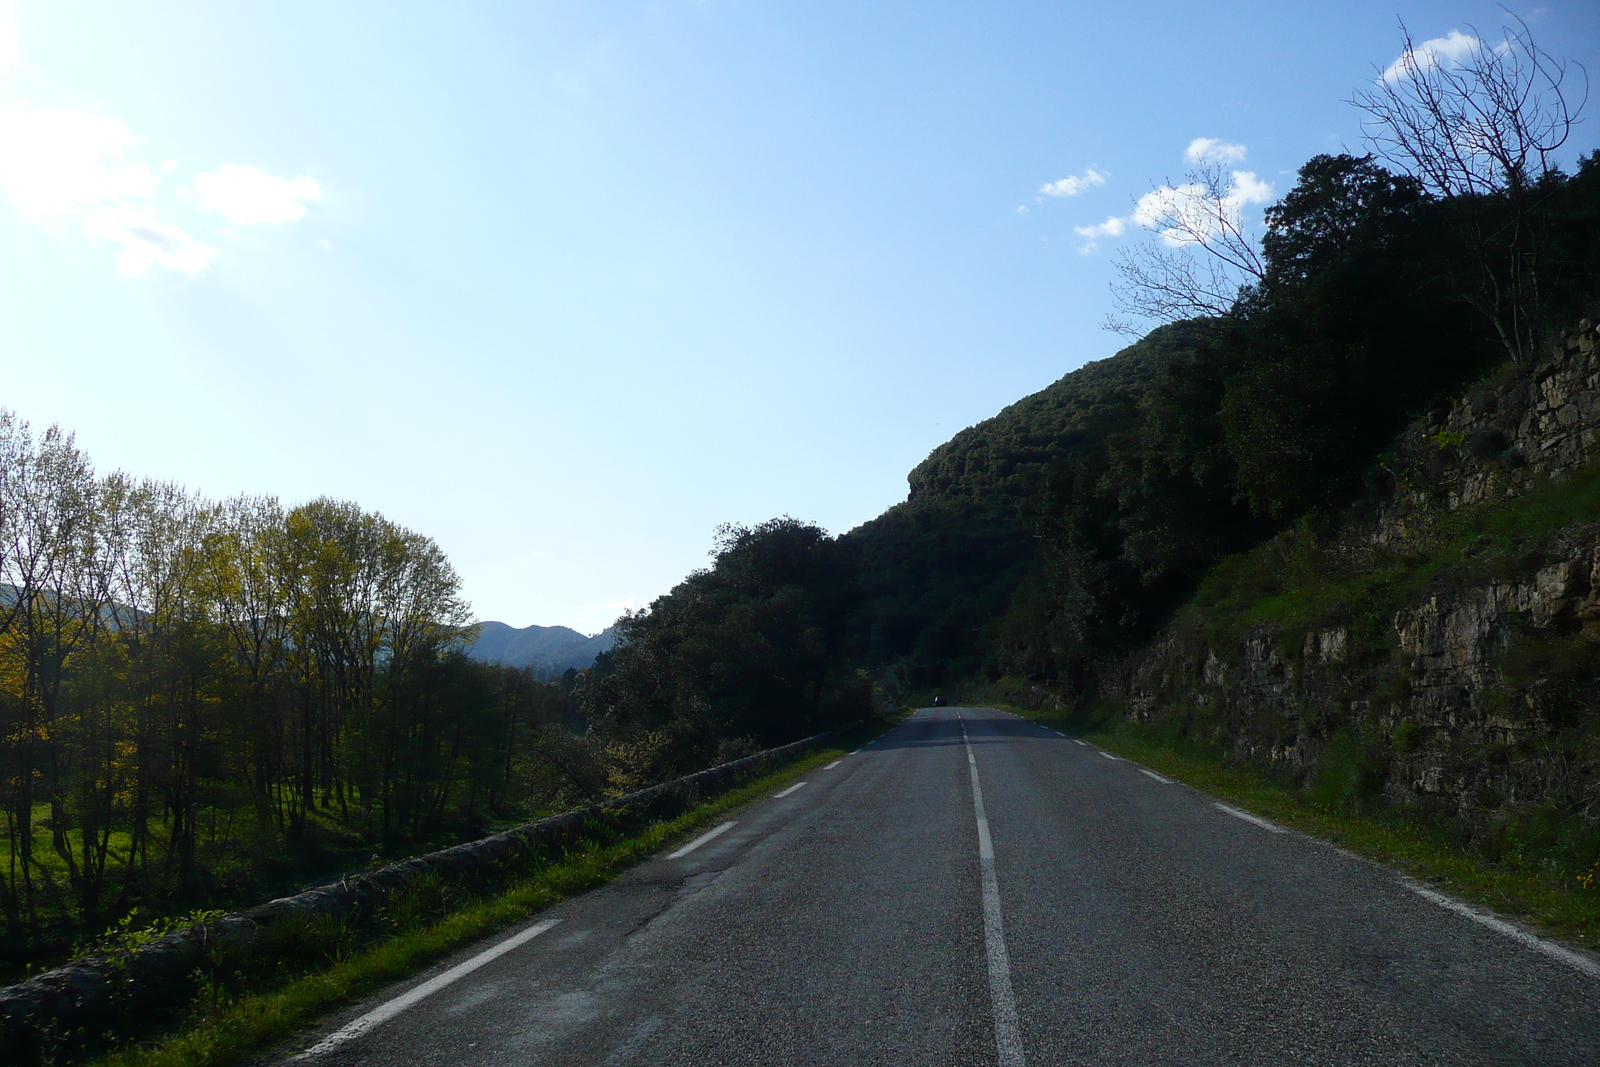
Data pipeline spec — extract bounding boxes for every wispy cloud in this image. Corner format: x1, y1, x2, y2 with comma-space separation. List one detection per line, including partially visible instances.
0, 19, 321, 275
1074, 140, 1272, 253
0, 101, 321, 275
1073, 215, 1125, 253
0, 102, 219, 276
1038, 167, 1107, 198
1183, 137, 1247, 165
188, 163, 322, 225
0, 104, 159, 222
84, 206, 219, 276
1380, 29, 1478, 84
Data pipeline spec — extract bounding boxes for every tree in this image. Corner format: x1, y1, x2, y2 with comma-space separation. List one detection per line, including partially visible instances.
1353, 14, 1588, 362
583, 518, 868, 778
1107, 160, 1270, 334
1256, 154, 1424, 293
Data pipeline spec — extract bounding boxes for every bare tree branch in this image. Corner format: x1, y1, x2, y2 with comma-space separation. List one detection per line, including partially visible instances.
1106, 161, 1268, 335
1352, 12, 1588, 362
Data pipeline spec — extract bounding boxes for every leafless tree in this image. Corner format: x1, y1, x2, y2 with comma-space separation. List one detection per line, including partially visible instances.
1106, 160, 1268, 336
1353, 13, 1588, 363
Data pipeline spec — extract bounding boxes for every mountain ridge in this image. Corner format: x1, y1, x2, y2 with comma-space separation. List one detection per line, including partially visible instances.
465, 620, 617, 676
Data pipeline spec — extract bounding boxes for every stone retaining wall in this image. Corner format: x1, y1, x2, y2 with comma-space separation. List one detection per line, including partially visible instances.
1117, 317, 1600, 816
0, 729, 836, 1060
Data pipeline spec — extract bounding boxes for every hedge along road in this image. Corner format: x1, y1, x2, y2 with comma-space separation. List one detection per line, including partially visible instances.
278, 708, 1600, 1066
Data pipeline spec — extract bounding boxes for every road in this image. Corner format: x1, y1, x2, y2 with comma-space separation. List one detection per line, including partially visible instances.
279, 707, 1600, 1066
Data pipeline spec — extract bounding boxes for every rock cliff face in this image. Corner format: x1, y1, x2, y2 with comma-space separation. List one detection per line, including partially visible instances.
1378, 317, 1600, 533
1120, 319, 1600, 821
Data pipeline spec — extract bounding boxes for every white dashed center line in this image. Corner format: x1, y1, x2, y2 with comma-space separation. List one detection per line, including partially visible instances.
773, 781, 808, 799
1100, 751, 1119, 761
1139, 769, 1172, 784
823, 760, 841, 769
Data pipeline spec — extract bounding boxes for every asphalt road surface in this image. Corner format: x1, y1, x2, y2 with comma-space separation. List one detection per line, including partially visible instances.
277, 707, 1600, 1066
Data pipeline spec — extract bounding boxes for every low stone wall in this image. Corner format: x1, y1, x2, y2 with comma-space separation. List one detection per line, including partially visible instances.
0, 729, 836, 1059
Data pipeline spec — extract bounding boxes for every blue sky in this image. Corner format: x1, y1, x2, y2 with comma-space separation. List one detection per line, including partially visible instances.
1, 1, 1595, 632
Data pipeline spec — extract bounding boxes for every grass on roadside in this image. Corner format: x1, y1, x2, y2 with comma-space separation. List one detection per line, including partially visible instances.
994, 703, 1600, 953
80, 726, 886, 1067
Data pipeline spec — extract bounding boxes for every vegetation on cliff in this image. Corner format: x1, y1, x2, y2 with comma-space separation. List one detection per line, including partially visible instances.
846, 149, 1600, 695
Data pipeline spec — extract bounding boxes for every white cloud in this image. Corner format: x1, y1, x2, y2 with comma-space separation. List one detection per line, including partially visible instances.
1075, 216, 1126, 240
0, 103, 159, 222
1038, 167, 1107, 197
1381, 29, 1478, 84
1131, 170, 1273, 246
191, 163, 321, 225
1184, 138, 1247, 165
1229, 170, 1273, 206
0, 1, 18, 76
0, 102, 218, 276
0, 93, 311, 277
84, 206, 219, 276
1073, 215, 1125, 253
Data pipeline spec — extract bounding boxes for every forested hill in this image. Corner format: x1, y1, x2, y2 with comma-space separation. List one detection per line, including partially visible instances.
842, 323, 1205, 687
903, 322, 1200, 516
466, 621, 616, 676
844, 150, 1600, 693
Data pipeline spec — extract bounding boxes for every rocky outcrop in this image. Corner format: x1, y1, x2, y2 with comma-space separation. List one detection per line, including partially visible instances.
1378, 318, 1600, 536
1122, 318, 1600, 819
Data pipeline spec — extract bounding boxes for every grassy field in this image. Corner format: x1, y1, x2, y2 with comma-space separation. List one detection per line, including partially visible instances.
69, 724, 889, 1067
995, 702, 1600, 954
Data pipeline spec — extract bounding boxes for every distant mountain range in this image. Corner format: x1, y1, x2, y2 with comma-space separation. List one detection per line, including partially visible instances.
464, 621, 617, 677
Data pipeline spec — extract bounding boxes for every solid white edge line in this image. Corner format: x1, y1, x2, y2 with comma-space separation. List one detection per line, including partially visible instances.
823, 760, 841, 769
292, 918, 561, 1059
1139, 769, 1172, 784
1214, 803, 1286, 834
1400, 879, 1600, 979
667, 819, 738, 859
773, 781, 809, 799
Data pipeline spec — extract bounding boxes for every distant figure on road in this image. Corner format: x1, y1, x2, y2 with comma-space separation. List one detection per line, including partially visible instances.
932, 695, 947, 707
